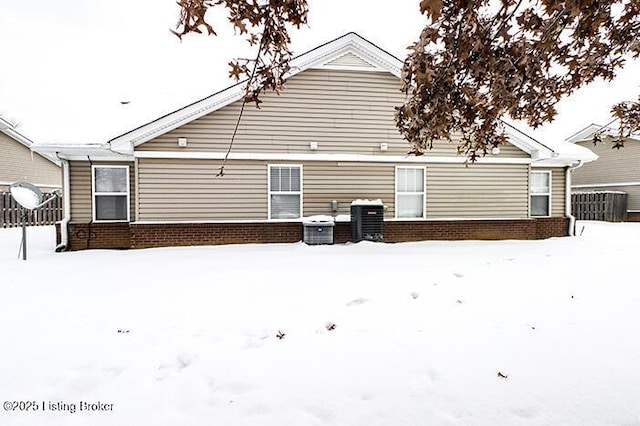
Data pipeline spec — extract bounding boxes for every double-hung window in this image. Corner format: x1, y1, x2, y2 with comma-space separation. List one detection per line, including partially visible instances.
396, 167, 425, 218
530, 171, 551, 217
92, 165, 130, 222
269, 165, 302, 220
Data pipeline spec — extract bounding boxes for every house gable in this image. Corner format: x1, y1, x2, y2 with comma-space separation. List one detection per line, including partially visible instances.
131, 35, 530, 159
0, 118, 61, 189
321, 52, 380, 71
136, 66, 531, 159
106, 33, 403, 154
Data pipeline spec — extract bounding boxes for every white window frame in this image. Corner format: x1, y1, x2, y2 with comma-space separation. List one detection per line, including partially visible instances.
92, 165, 130, 223
267, 164, 303, 220
530, 170, 551, 217
395, 166, 426, 219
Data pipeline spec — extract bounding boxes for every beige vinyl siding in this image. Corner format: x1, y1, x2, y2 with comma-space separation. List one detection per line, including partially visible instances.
426, 163, 529, 218
550, 168, 566, 217
138, 159, 268, 221
0, 132, 60, 190
304, 162, 394, 216
573, 139, 640, 184
138, 69, 528, 159
324, 52, 377, 69
138, 160, 395, 221
137, 159, 531, 221
68, 161, 135, 223
574, 185, 640, 211
69, 161, 91, 222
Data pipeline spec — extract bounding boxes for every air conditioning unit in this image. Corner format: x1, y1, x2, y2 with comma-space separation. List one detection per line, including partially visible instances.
350, 200, 384, 242
302, 215, 335, 245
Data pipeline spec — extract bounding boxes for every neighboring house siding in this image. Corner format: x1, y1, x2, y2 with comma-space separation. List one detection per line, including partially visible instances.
572, 139, 639, 215
572, 139, 640, 184
136, 159, 538, 221
0, 132, 60, 190
137, 69, 529, 159
68, 161, 135, 223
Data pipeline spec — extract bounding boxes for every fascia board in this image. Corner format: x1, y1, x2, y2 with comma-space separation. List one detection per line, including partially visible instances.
58, 154, 134, 161
502, 127, 554, 160
32, 143, 105, 153
109, 83, 246, 152
565, 124, 604, 143
300, 33, 403, 76
0, 117, 11, 130
1, 127, 32, 149
532, 153, 598, 166
567, 124, 640, 144
31, 143, 126, 162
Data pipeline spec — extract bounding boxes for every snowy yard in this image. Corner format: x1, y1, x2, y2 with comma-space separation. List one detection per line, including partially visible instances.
0, 222, 639, 426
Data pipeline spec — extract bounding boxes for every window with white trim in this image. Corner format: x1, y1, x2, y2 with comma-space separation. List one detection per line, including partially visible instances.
530, 171, 551, 217
92, 165, 129, 222
269, 165, 302, 219
396, 167, 425, 218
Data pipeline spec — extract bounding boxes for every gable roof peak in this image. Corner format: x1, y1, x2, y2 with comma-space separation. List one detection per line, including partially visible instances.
106, 32, 404, 153
0, 116, 60, 165
566, 123, 640, 143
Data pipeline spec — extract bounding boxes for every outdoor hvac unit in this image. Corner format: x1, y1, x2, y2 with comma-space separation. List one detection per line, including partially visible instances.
350, 200, 384, 242
303, 216, 335, 245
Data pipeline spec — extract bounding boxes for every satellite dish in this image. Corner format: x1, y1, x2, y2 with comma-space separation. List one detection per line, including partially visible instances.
9, 182, 60, 260
9, 182, 43, 210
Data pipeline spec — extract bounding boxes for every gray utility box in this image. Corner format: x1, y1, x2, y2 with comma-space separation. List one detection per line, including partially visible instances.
351, 203, 384, 242
303, 216, 335, 245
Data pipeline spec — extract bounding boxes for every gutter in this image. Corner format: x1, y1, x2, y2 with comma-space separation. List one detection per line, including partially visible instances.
565, 160, 584, 236
55, 159, 71, 252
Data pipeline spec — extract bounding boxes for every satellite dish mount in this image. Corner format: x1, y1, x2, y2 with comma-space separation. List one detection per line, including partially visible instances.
9, 182, 61, 260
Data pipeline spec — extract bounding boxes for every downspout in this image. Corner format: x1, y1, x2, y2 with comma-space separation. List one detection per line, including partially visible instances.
55, 158, 71, 252
566, 160, 584, 236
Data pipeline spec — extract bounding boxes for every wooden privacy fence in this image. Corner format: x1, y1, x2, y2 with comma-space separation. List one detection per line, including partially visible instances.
1, 191, 63, 228
571, 191, 627, 222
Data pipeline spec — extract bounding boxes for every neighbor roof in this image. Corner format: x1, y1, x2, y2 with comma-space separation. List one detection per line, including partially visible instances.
0, 116, 60, 165
566, 123, 640, 144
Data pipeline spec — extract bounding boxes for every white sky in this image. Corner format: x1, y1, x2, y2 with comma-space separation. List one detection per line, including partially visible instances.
1, 0, 638, 145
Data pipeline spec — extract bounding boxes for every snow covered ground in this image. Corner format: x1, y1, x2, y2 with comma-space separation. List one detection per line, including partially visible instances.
0, 222, 639, 426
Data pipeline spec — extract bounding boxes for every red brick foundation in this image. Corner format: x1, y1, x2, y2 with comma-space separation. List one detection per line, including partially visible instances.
64, 223, 132, 251
534, 217, 570, 239
59, 217, 569, 250
130, 222, 302, 249
384, 217, 568, 242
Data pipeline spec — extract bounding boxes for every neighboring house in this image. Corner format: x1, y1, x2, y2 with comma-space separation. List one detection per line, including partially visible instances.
33, 33, 595, 251
0, 117, 61, 191
567, 124, 640, 220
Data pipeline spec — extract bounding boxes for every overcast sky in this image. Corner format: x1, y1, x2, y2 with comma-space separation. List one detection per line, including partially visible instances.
1, 0, 638, 145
